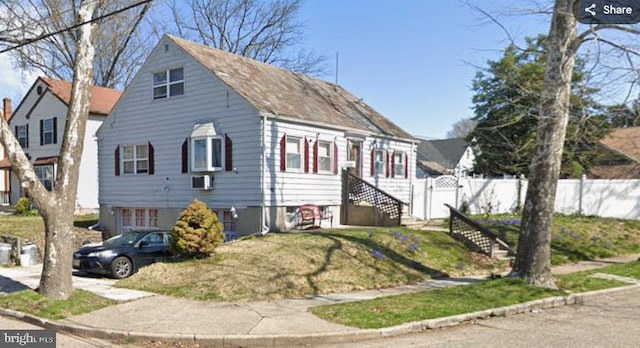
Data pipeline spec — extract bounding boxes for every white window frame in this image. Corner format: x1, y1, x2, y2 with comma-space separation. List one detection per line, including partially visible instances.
34, 164, 54, 191
16, 125, 27, 148
374, 149, 385, 176
286, 136, 303, 171
122, 144, 149, 175
42, 118, 55, 145
394, 152, 405, 177
122, 208, 158, 229
153, 67, 184, 100
317, 140, 332, 173
191, 136, 224, 172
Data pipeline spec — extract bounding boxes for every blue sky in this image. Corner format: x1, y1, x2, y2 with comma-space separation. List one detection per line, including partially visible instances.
298, 0, 551, 138
0, 0, 551, 139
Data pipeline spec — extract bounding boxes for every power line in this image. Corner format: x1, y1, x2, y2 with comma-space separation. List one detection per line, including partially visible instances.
0, 0, 153, 54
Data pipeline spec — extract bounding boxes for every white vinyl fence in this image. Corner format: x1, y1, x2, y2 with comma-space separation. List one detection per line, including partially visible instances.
411, 175, 640, 220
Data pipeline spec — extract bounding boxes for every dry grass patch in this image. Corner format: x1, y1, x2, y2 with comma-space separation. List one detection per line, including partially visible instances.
118, 228, 504, 301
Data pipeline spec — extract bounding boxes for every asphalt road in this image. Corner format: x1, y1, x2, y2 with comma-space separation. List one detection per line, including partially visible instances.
316, 288, 640, 348
0, 316, 122, 348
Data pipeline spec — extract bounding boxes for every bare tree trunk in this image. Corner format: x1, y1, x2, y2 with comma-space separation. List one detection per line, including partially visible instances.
512, 0, 578, 288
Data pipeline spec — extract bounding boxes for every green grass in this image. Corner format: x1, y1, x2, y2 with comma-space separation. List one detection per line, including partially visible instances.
117, 228, 504, 301
477, 214, 640, 265
0, 289, 116, 320
311, 261, 640, 329
310, 278, 564, 329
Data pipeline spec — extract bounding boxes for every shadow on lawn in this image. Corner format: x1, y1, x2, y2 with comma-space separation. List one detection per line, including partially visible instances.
299, 232, 448, 297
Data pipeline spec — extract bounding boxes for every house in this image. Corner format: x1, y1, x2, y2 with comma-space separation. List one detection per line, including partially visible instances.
415, 138, 475, 177
590, 126, 640, 179
97, 34, 416, 237
0, 98, 12, 205
1, 77, 121, 212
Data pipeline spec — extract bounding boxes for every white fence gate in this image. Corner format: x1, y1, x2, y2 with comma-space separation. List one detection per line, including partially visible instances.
412, 175, 640, 220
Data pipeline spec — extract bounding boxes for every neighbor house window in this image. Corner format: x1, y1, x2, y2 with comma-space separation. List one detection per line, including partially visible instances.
16, 125, 28, 148
374, 150, 384, 175
41, 117, 57, 145
121, 208, 132, 227
318, 141, 332, 172
191, 136, 223, 171
286, 136, 302, 170
122, 144, 148, 174
153, 68, 184, 99
394, 152, 405, 177
34, 165, 54, 191
122, 208, 157, 228
135, 208, 146, 226
148, 209, 158, 227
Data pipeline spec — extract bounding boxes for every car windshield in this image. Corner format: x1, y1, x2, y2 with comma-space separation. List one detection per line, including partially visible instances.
103, 232, 142, 246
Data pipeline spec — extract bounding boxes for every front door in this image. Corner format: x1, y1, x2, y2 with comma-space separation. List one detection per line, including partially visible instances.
347, 140, 362, 177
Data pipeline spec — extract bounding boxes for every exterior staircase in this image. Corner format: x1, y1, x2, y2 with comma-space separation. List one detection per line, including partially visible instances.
342, 169, 406, 226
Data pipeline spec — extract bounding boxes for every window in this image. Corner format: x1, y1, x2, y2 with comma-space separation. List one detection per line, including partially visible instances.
394, 152, 405, 177
142, 232, 165, 245
122, 208, 158, 229
40, 118, 56, 145
374, 150, 385, 175
123, 144, 148, 174
222, 211, 236, 232
122, 208, 132, 227
191, 136, 223, 172
286, 136, 302, 170
16, 125, 27, 148
318, 141, 332, 172
153, 68, 184, 99
34, 165, 54, 191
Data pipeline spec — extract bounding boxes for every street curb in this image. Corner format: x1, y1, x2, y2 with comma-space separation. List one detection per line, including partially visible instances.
1, 284, 640, 347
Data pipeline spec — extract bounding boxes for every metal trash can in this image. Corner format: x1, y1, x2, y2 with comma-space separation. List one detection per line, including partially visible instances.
0, 243, 11, 265
20, 244, 38, 266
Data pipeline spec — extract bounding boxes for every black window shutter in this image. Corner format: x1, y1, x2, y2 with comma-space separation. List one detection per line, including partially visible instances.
225, 134, 233, 171
148, 142, 154, 175
114, 145, 120, 176
181, 138, 188, 173
25, 124, 29, 148
39, 119, 43, 145
280, 134, 287, 172
52, 117, 57, 144
13, 126, 17, 145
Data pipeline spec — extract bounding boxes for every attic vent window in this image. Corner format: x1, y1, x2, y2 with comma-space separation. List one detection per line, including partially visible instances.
36, 86, 43, 95
153, 67, 184, 99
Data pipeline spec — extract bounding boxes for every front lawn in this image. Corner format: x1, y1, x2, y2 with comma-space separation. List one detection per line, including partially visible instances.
0, 289, 116, 320
117, 228, 504, 301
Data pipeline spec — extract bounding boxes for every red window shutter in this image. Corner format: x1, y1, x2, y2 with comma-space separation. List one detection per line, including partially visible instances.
181, 138, 188, 173
385, 150, 390, 178
304, 137, 310, 173
333, 142, 338, 175
148, 142, 155, 175
280, 134, 287, 172
370, 148, 375, 176
404, 153, 409, 178
313, 139, 318, 173
114, 145, 120, 176
225, 134, 233, 171
390, 151, 395, 178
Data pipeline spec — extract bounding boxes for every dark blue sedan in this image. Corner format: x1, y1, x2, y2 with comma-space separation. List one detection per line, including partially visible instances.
73, 230, 173, 279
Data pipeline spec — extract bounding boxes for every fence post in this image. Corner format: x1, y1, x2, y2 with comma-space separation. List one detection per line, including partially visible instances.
426, 177, 432, 220
579, 174, 586, 215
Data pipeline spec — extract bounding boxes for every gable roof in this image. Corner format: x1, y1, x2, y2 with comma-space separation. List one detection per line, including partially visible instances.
167, 35, 413, 140
40, 77, 121, 115
599, 127, 640, 163
416, 138, 468, 171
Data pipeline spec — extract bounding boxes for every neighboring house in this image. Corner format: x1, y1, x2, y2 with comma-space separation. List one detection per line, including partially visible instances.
591, 126, 640, 179
0, 98, 12, 205
415, 138, 475, 177
97, 34, 416, 237
1, 77, 121, 212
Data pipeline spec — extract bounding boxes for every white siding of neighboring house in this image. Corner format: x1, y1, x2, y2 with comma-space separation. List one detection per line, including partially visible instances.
455, 146, 475, 177
97, 37, 262, 235
263, 118, 414, 226
8, 83, 104, 211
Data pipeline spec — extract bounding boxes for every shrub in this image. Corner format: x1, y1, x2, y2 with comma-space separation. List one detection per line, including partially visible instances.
171, 199, 224, 258
15, 197, 32, 215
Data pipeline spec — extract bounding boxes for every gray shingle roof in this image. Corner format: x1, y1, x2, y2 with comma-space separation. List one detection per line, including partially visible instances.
168, 35, 413, 140
416, 138, 468, 172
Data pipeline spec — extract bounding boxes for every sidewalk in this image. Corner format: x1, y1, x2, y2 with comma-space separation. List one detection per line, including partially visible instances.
0, 254, 638, 347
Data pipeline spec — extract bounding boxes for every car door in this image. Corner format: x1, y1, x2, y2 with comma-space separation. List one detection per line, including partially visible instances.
135, 232, 169, 268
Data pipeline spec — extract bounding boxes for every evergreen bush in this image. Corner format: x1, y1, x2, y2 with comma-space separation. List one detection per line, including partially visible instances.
171, 199, 224, 258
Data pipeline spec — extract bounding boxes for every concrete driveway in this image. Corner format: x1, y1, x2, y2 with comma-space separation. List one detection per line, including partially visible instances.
0, 264, 153, 301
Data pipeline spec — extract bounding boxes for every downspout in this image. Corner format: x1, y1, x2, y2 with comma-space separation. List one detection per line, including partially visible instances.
257, 114, 269, 236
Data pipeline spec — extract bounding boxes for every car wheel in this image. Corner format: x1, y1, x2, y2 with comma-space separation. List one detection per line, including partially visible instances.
111, 256, 133, 279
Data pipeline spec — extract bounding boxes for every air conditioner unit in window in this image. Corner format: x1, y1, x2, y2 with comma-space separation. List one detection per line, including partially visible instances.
192, 175, 212, 190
